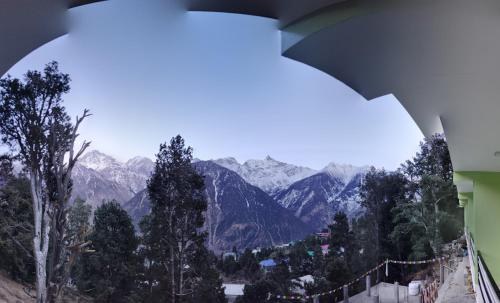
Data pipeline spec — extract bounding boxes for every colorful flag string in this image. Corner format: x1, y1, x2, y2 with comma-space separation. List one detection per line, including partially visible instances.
269, 256, 447, 300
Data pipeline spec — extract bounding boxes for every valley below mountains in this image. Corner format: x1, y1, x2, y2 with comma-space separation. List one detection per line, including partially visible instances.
72, 151, 368, 252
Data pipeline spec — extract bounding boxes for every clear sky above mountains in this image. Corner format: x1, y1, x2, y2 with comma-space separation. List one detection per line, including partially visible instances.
7, 0, 423, 170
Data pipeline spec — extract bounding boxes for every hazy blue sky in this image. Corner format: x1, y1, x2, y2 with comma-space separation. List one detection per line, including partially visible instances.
7, 0, 423, 170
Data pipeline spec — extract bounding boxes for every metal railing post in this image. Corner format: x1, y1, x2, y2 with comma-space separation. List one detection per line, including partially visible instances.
343, 285, 349, 303
394, 281, 399, 303
366, 274, 371, 297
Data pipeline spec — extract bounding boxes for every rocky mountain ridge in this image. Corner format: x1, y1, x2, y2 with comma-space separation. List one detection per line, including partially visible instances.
71, 150, 369, 249
124, 161, 312, 252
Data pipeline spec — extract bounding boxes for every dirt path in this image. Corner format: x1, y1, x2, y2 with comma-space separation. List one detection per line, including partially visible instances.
0, 273, 35, 303
0, 273, 92, 303
435, 257, 475, 303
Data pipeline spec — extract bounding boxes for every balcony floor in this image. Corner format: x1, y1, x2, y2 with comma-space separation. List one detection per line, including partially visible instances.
436, 257, 476, 303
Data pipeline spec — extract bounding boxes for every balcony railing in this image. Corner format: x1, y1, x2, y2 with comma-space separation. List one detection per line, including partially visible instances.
478, 252, 500, 303
466, 230, 500, 303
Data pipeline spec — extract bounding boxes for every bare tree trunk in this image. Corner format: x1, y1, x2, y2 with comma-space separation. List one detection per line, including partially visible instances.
434, 199, 440, 255
171, 246, 176, 303
170, 208, 176, 303
375, 201, 381, 283
179, 249, 184, 301
31, 172, 50, 303
178, 216, 188, 300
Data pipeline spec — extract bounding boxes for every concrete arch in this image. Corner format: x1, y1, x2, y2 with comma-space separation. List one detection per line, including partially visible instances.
2, 0, 500, 172
3, 0, 500, 291
187, 0, 500, 172
184, 0, 345, 27
281, 0, 500, 173
0, 1, 105, 77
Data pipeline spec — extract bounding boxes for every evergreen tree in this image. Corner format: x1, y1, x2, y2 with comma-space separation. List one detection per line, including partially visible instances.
66, 198, 92, 248
0, 154, 13, 186
358, 168, 408, 281
328, 212, 357, 264
329, 212, 350, 254
266, 263, 294, 299
222, 255, 239, 276
238, 249, 261, 281
76, 201, 139, 303
0, 156, 35, 283
324, 211, 358, 287
392, 134, 462, 257
325, 257, 350, 289
188, 248, 227, 303
288, 242, 313, 277
235, 280, 274, 303
140, 135, 225, 303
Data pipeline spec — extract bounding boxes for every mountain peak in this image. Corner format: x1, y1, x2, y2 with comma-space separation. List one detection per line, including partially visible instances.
322, 162, 368, 184
212, 157, 240, 170
218, 157, 239, 164
125, 156, 154, 175
126, 156, 150, 163
125, 156, 152, 167
265, 155, 275, 161
214, 156, 317, 196
79, 150, 121, 171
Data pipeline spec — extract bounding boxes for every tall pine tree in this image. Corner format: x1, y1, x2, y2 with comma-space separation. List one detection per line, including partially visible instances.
0, 155, 35, 283
392, 134, 462, 258
140, 135, 225, 303
76, 201, 139, 303
358, 168, 408, 281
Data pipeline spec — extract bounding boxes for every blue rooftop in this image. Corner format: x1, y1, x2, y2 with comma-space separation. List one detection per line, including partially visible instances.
259, 259, 277, 267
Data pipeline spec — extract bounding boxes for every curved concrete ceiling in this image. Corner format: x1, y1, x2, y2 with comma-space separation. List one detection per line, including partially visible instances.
0, 0, 104, 76
281, 0, 500, 172
70, 0, 106, 8
184, 0, 346, 27
0, 0, 68, 77
1, 0, 500, 172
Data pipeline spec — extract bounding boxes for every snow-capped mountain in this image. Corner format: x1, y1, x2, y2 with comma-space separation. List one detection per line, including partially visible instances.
78, 150, 121, 171
213, 156, 317, 196
124, 161, 312, 252
125, 156, 154, 177
273, 164, 368, 231
71, 164, 133, 209
71, 151, 153, 208
73, 150, 369, 238
322, 163, 368, 185
78, 151, 153, 195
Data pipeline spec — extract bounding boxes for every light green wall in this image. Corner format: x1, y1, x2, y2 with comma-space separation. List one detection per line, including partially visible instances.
455, 172, 500, 283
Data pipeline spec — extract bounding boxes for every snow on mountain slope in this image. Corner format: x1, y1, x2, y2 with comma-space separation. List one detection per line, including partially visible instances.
71, 151, 154, 208
78, 151, 153, 195
125, 156, 154, 177
273, 164, 368, 231
124, 161, 312, 252
78, 150, 121, 171
213, 156, 317, 195
72, 164, 133, 209
74, 150, 369, 233
322, 162, 369, 185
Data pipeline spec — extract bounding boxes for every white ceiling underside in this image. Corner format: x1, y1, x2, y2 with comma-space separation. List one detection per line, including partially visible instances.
1, 0, 500, 172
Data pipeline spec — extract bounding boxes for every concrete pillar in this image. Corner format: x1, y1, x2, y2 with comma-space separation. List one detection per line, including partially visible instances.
312, 295, 319, 303
394, 281, 399, 303
343, 285, 349, 303
371, 295, 379, 303
366, 274, 371, 297
440, 263, 445, 285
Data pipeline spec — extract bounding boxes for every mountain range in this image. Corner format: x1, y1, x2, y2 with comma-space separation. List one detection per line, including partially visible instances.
71, 150, 368, 252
